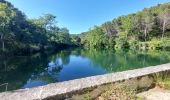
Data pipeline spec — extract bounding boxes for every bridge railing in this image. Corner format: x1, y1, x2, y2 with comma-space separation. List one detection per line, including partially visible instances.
0, 83, 8, 91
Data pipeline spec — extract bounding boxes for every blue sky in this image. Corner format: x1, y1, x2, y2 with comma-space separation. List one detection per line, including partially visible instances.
6, 0, 170, 34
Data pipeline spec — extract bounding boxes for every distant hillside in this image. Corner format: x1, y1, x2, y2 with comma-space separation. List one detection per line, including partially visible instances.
81, 2, 170, 50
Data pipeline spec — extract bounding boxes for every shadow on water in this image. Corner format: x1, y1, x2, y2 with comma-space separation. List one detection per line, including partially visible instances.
0, 49, 170, 92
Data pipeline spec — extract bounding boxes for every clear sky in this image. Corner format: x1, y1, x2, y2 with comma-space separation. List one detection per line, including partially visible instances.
6, 0, 170, 34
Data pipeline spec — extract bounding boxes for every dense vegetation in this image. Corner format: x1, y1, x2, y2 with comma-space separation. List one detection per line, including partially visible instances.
1, 0, 170, 55
80, 2, 170, 50
0, 0, 78, 55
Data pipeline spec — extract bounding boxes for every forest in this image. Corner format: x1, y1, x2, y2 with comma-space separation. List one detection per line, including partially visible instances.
0, 0, 81, 55
0, 0, 170, 56
80, 2, 170, 50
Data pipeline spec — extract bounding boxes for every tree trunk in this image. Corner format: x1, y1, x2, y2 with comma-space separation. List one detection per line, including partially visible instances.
144, 27, 147, 50
144, 27, 147, 42
125, 30, 128, 40
2, 40, 5, 52
162, 20, 166, 39
1, 34, 5, 52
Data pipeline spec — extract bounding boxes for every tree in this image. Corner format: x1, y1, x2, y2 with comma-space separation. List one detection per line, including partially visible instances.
57, 28, 70, 44
70, 35, 81, 46
48, 26, 60, 43
101, 21, 119, 37
141, 11, 154, 42
30, 14, 58, 45
120, 15, 134, 33
31, 14, 56, 29
84, 26, 106, 48
0, 0, 74, 54
158, 9, 170, 38
81, 3, 170, 50
0, 3, 16, 52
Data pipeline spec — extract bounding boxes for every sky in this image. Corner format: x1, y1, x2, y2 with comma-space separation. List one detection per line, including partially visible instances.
6, 0, 170, 34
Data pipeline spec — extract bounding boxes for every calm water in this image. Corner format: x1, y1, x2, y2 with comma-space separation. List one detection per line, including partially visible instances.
0, 49, 170, 92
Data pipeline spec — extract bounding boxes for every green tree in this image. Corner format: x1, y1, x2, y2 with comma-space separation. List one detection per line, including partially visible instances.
57, 28, 70, 44
0, 3, 16, 52
141, 11, 155, 42
70, 35, 81, 46
158, 9, 170, 39
84, 26, 105, 48
101, 21, 119, 37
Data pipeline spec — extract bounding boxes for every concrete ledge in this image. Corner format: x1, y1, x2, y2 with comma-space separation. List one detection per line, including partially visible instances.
1, 63, 170, 100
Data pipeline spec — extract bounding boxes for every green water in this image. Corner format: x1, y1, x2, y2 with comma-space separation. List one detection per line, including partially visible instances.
0, 49, 170, 92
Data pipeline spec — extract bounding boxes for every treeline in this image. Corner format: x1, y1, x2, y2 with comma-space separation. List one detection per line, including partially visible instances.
0, 0, 77, 55
80, 2, 170, 50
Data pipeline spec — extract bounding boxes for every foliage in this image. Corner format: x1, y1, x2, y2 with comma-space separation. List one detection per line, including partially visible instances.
153, 72, 170, 89
82, 26, 106, 48
1, 0, 170, 52
115, 32, 129, 49
0, 0, 74, 54
70, 34, 81, 46
81, 2, 170, 50
0, 2, 16, 52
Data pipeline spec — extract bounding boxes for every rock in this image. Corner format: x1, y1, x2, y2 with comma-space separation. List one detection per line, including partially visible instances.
137, 87, 170, 100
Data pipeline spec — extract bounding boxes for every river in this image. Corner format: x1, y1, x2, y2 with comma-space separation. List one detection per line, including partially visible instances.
0, 49, 170, 92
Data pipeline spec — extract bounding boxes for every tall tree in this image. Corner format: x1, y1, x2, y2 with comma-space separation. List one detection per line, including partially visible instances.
141, 11, 154, 41
158, 9, 170, 38
57, 27, 70, 44
0, 3, 16, 51
101, 21, 119, 37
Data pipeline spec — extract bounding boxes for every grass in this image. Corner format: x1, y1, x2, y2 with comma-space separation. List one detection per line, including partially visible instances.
96, 83, 137, 100
70, 83, 138, 100
153, 71, 170, 89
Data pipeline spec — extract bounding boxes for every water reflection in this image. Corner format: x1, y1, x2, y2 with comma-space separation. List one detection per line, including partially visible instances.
0, 49, 170, 92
